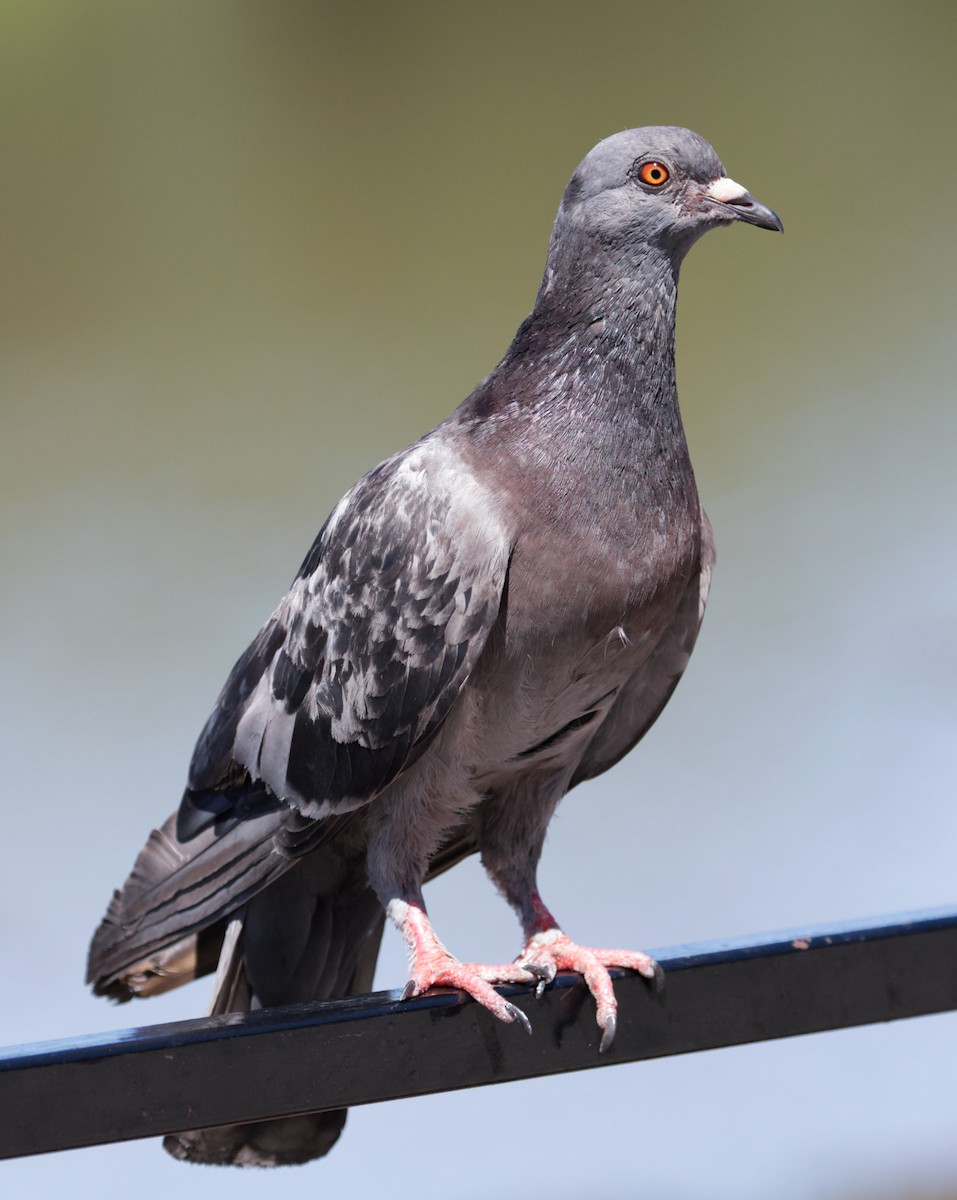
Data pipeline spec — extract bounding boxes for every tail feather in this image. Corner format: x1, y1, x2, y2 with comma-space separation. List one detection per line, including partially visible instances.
162, 894, 385, 1167
87, 805, 291, 998
88, 796, 387, 1167
205, 914, 250, 1015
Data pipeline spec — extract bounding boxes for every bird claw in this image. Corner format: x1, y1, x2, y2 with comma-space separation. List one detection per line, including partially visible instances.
400, 955, 536, 1034
503, 1000, 533, 1035
403, 982, 532, 1034
516, 932, 661, 1051
520, 958, 556, 999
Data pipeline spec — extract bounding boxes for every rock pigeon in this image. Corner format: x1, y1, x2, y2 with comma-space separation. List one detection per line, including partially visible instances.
87, 126, 781, 1167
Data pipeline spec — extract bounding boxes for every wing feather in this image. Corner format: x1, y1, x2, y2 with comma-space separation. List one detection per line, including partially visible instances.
188, 440, 510, 817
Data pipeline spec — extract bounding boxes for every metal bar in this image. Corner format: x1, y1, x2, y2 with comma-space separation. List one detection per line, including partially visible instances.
3, 906, 957, 1160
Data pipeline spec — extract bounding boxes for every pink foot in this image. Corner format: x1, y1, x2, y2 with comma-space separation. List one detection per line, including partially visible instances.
401, 955, 536, 1032
395, 900, 535, 1032
519, 930, 661, 1052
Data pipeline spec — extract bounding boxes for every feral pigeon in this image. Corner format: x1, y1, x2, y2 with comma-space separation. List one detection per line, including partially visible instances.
88, 126, 781, 1166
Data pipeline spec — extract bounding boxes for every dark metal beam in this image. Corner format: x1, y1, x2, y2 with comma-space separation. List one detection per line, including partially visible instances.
3, 906, 957, 1160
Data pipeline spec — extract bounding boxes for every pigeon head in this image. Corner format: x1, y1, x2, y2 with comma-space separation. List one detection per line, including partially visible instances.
556, 126, 782, 264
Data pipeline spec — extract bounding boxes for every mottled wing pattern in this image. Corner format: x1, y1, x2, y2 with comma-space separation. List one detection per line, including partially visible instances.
188, 441, 510, 818
571, 511, 714, 786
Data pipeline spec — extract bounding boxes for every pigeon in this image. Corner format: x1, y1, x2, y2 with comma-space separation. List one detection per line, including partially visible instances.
87, 126, 781, 1167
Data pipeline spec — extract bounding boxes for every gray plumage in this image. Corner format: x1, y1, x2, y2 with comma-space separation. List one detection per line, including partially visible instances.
88, 126, 781, 1167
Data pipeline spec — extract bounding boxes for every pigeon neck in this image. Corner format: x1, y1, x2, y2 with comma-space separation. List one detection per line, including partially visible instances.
451, 233, 697, 527
454, 231, 692, 485
535, 234, 680, 367
494, 233, 695, 502
520, 234, 685, 431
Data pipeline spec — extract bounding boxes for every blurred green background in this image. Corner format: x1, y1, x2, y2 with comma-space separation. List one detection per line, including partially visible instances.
2, 3, 956, 1198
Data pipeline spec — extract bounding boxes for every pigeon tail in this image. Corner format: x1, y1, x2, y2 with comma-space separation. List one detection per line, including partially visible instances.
164, 902, 384, 1168
88, 784, 386, 1166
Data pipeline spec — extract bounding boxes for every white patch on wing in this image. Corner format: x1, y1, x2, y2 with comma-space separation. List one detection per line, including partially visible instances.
698, 558, 713, 621
233, 673, 274, 777
322, 492, 352, 539
258, 689, 296, 790
698, 508, 715, 620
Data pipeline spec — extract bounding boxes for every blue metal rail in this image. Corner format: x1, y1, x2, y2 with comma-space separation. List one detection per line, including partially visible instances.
3, 906, 956, 1160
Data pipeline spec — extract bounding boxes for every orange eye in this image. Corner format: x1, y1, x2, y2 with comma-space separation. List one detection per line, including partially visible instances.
638, 161, 670, 187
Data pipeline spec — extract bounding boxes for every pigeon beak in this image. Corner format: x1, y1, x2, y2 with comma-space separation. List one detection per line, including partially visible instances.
704, 176, 784, 232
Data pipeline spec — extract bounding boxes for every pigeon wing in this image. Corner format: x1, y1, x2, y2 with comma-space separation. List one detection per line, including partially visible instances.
187, 440, 510, 819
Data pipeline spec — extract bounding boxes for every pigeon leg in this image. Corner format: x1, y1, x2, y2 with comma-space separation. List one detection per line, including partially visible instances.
388, 897, 535, 1033
515, 890, 660, 1051
478, 787, 660, 1050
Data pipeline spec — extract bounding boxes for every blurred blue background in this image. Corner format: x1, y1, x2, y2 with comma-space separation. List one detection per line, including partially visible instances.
2, 2, 956, 1197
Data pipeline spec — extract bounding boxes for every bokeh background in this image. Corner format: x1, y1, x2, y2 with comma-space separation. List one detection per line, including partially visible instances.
2, 2, 955, 1197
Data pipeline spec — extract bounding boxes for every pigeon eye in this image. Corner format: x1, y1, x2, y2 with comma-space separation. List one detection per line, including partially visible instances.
637, 161, 670, 187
